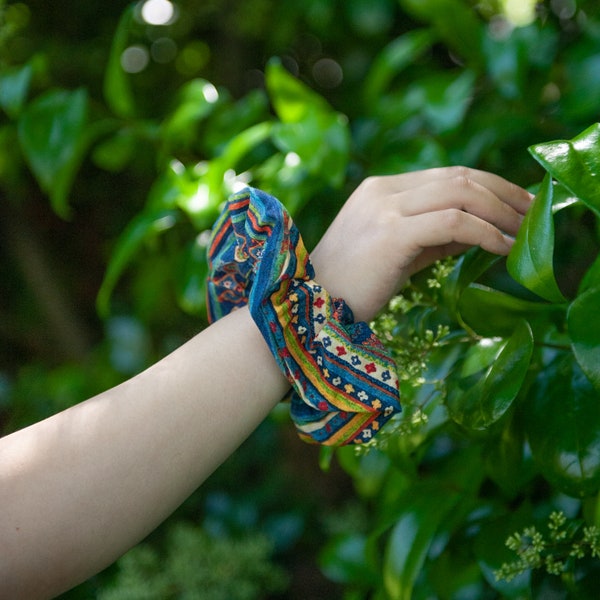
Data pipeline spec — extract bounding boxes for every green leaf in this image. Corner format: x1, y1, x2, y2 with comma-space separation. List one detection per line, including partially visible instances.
446, 320, 533, 431
364, 29, 436, 105
161, 79, 220, 148
578, 254, 600, 295
443, 248, 500, 315
396, 0, 484, 68
202, 89, 269, 153
474, 505, 533, 598
420, 70, 477, 134
271, 111, 349, 187
528, 123, 600, 216
103, 5, 136, 118
0, 62, 33, 118
483, 416, 536, 498
266, 57, 332, 123
525, 355, 600, 498
265, 58, 349, 189
175, 235, 210, 317
383, 482, 461, 600
319, 533, 378, 586
96, 209, 179, 317
568, 285, 600, 390
482, 24, 531, 100
18, 88, 89, 218
203, 121, 274, 207
92, 128, 137, 172
507, 173, 566, 303
458, 284, 559, 338
336, 447, 392, 499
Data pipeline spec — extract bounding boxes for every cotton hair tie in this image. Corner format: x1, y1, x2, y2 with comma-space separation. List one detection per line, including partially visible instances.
206, 187, 401, 446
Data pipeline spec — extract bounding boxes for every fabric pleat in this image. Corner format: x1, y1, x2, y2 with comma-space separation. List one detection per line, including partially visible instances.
207, 187, 401, 445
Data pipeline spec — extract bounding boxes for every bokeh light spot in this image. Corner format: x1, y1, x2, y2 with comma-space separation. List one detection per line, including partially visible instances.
312, 58, 343, 89
121, 45, 150, 73
202, 83, 219, 104
141, 0, 175, 25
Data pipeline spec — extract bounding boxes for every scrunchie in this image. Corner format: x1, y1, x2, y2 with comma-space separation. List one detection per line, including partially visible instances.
206, 187, 401, 445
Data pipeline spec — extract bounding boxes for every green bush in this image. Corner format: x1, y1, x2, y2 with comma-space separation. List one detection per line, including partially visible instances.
97, 523, 287, 600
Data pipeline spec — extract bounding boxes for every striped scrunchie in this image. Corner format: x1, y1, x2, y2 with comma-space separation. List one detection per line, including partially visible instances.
206, 187, 401, 445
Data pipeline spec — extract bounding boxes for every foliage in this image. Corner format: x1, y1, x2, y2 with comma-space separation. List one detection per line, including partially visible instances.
96, 523, 287, 600
494, 511, 600, 584
347, 122, 600, 599
3, 0, 600, 598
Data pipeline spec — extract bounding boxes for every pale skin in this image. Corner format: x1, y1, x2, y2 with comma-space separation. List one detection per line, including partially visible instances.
0, 167, 532, 599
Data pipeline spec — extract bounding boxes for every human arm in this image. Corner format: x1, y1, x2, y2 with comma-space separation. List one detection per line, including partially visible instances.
0, 167, 531, 599
0, 307, 289, 599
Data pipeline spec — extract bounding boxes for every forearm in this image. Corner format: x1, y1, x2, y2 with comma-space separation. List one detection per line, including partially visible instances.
0, 307, 288, 599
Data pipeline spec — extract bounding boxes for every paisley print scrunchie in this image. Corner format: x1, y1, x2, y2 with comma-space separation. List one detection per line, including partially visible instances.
206, 187, 401, 445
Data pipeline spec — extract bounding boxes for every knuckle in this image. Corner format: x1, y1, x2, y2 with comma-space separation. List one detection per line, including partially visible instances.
448, 165, 471, 180
441, 208, 464, 229
359, 175, 383, 196
451, 174, 475, 192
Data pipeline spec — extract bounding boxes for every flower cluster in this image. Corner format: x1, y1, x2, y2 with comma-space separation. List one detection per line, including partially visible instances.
494, 511, 600, 582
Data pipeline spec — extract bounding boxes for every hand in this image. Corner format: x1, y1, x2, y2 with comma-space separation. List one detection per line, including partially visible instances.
310, 166, 533, 322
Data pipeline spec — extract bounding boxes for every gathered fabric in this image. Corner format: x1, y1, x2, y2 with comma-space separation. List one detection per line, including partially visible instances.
206, 187, 401, 445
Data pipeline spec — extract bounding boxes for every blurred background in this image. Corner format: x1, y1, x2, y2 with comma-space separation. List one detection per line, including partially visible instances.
2, 1, 600, 598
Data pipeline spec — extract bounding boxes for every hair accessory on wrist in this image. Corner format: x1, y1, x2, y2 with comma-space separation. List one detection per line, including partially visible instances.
206, 187, 401, 445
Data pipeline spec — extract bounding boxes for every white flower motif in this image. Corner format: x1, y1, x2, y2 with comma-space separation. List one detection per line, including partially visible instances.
357, 391, 369, 401
332, 377, 342, 386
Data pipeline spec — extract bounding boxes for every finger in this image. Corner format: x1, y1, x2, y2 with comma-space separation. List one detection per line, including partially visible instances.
404, 209, 514, 256
406, 242, 470, 276
382, 166, 533, 215
393, 177, 524, 236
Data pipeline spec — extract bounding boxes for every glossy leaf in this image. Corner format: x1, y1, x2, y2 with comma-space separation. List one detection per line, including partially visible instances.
525, 355, 600, 497
446, 320, 533, 431
383, 483, 461, 600
578, 254, 600, 295
458, 284, 558, 338
443, 248, 500, 315
507, 173, 566, 303
529, 122, 600, 215
364, 29, 436, 105
103, 5, 135, 118
96, 209, 179, 317
18, 88, 88, 218
568, 285, 600, 390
